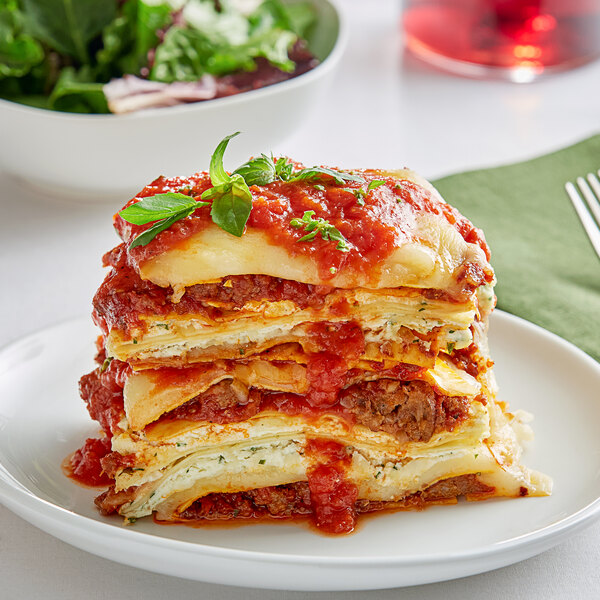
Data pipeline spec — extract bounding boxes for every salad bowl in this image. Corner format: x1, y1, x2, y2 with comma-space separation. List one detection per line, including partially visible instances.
0, 0, 344, 201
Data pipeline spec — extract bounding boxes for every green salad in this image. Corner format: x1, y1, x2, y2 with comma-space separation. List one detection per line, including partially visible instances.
0, 0, 316, 114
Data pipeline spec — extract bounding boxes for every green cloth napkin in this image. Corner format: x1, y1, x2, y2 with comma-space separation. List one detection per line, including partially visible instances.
432, 135, 600, 362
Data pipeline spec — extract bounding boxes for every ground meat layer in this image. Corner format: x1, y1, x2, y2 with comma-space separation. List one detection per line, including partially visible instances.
95, 474, 495, 521
161, 378, 469, 444
93, 244, 333, 335
339, 379, 470, 442
170, 475, 495, 521
81, 354, 470, 447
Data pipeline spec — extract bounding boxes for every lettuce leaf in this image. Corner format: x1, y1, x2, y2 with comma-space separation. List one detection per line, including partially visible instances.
249, 0, 315, 39
97, 0, 172, 77
151, 0, 302, 83
48, 66, 109, 113
0, 1, 44, 79
22, 0, 117, 64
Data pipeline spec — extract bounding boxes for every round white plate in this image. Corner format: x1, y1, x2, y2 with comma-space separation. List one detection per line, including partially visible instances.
0, 311, 599, 591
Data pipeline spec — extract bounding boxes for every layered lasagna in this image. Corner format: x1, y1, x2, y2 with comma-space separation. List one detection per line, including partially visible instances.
70, 141, 551, 533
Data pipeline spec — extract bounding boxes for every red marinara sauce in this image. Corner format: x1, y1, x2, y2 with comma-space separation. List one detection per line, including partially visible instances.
65, 437, 112, 487
113, 168, 490, 281
305, 438, 358, 534
305, 321, 366, 406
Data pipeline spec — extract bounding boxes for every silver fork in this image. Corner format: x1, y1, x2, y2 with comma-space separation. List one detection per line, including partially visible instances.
565, 171, 600, 259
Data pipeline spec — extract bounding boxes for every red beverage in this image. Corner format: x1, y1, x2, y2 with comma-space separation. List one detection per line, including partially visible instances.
403, 0, 600, 80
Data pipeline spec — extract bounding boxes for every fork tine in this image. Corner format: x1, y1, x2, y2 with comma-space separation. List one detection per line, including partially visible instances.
565, 181, 600, 259
584, 173, 600, 224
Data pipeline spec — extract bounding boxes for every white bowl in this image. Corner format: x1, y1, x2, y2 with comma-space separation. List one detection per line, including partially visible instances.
0, 0, 344, 201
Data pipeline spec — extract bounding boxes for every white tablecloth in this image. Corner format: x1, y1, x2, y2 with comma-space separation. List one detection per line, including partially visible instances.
2, 0, 600, 596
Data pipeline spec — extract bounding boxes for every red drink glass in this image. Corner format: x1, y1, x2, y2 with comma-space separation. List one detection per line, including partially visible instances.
403, 0, 600, 81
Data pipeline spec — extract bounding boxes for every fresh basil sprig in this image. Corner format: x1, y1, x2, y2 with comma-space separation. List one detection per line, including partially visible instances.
233, 154, 277, 186
119, 193, 208, 249
233, 154, 365, 187
119, 132, 365, 248
119, 132, 253, 246
288, 166, 365, 185
290, 210, 350, 252
200, 132, 253, 237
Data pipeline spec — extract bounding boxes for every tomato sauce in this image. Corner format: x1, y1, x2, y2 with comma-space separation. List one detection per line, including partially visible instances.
306, 321, 365, 357
304, 439, 358, 534
79, 369, 125, 438
305, 352, 349, 407
304, 321, 366, 406
65, 437, 113, 487
113, 170, 491, 280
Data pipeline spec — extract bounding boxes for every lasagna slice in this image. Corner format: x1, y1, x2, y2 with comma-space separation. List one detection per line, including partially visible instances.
70, 140, 551, 533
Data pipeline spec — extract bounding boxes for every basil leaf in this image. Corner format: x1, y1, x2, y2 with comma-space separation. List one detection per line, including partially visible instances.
119, 192, 208, 248
210, 174, 252, 237
22, 0, 117, 64
326, 228, 345, 243
288, 167, 365, 186
233, 154, 277, 186
201, 181, 231, 202
367, 180, 386, 191
290, 210, 350, 252
298, 230, 318, 242
202, 134, 253, 236
232, 155, 363, 189
129, 210, 193, 249
274, 157, 294, 181
119, 193, 198, 225
209, 132, 239, 186
290, 210, 314, 228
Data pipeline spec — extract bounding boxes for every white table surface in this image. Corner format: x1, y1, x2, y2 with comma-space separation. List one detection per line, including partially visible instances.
2, 0, 600, 597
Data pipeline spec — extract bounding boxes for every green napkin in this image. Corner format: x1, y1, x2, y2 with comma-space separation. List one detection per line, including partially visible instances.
432, 135, 600, 362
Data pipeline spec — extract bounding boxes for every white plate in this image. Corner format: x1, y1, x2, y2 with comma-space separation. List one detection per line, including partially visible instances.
0, 311, 599, 591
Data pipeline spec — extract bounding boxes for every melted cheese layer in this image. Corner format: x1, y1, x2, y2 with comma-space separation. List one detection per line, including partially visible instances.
138, 170, 491, 292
